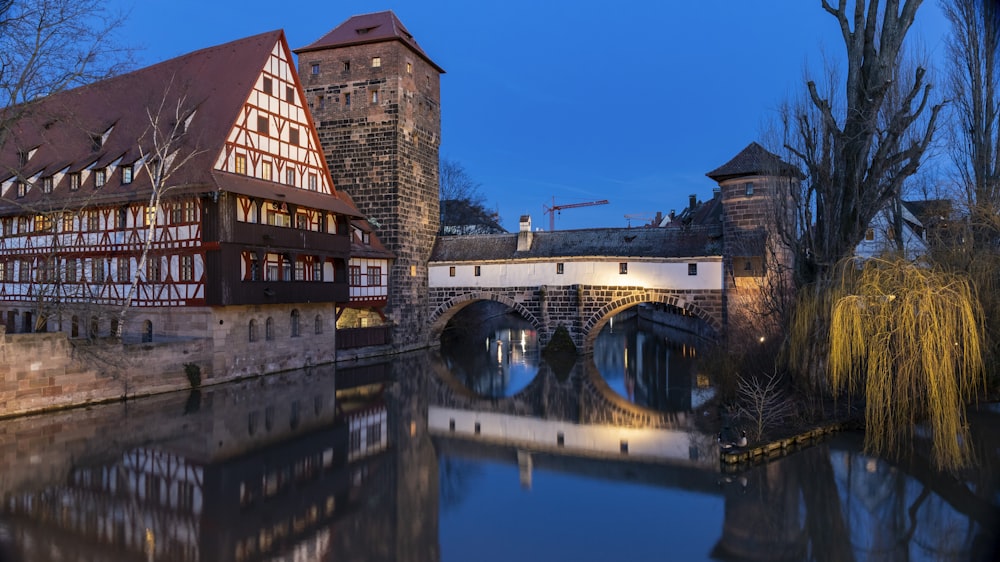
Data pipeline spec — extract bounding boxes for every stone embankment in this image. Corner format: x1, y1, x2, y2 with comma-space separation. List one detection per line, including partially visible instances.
720, 422, 847, 471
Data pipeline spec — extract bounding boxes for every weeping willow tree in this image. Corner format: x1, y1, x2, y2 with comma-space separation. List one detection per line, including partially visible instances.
819, 257, 985, 470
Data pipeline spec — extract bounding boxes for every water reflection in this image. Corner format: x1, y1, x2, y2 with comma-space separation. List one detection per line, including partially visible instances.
594, 309, 712, 413
0, 318, 997, 561
439, 304, 539, 398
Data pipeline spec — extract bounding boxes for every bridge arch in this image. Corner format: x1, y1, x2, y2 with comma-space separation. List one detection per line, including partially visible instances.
581, 290, 721, 353
427, 291, 543, 346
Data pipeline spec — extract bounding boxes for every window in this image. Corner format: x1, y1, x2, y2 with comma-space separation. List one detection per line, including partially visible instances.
16, 182, 26, 198
344, 93, 350, 106
286, 169, 296, 186
265, 317, 274, 341
235, 154, 247, 175
865, 228, 875, 241
16, 217, 27, 234
249, 319, 257, 342
143, 205, 156, 226
147, 257, 161, 282
262, 76, 273, 95
285, 86, 294, 103
87, 210, 100, 231
249, 254, 260, 281
370, 89, 379, 103
294, 260, 304, 281
371, 57, 381, 68
95, 168, 106, 187
619, 262, 628, 275
117, 207, 128, 229
296, 214, 309, 230
91, 258, 105, 284
261, 161, 272, 181
744, 182, 754, 196
34, 215, 51, 232
1, 218, 9, 236
688, 263, 698, 276
745, 259, 753, 271
118, 258, 130, 283
349, 265, 362, 286
61, 213, 74, 232
121, 165, 133, 184
42, 177, 53, 193
180, 255, 194, 281
342, 60, 350, 72
65, 258, 76, 283
312, 260, 322, 280
474, 265, 481, 277
0, 260, 7, 282
449, 266, 456, 277
257, 115, 269, 136
556, 263, 564, 274
315, 314, 323, 335
308, 173, 317, 191
291, 309, 300, 337
69, 173, 80, 191
367, 266, 381, 286
289, 127, 299, 146
18, 260, 30, 282
311, 63, 320, 75
316, 95, 325, 110
406, 62, 412, 73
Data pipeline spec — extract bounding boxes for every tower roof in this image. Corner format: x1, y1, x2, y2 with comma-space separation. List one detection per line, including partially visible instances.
705, 142, 801, 182
294, 11, 444, 73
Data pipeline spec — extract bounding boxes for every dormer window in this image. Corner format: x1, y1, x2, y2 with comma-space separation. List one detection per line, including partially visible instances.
16, 181, 26, 198
42, 177, 53, 193
95, 168, 106, 187
17, 151, 28, 167
69, 173, 80, 191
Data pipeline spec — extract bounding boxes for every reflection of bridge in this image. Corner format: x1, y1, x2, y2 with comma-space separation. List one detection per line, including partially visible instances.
427, 352, 720, 482
428, 222, 725, 352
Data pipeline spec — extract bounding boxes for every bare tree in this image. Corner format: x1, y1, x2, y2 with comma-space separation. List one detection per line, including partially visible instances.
439, 157, 503, 234
782, 0, 944, 389
944, 0, 1000, 228
0, 0, 131, 137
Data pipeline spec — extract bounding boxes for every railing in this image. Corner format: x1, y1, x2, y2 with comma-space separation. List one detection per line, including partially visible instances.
337, 325, 391, 349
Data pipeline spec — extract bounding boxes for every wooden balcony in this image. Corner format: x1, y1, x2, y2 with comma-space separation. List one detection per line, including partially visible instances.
230, 222, 350, 255
211, 280, 348, 306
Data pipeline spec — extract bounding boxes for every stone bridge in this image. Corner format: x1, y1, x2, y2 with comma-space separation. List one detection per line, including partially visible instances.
427, 224, 727, 352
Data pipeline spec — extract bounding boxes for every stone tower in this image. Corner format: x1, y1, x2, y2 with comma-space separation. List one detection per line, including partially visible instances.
706, 142, 800, 346
295, 12, 443, 350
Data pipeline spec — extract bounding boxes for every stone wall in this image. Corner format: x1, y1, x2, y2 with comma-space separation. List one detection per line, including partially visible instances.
301, 37, 441, 353
428, 284, 723, 352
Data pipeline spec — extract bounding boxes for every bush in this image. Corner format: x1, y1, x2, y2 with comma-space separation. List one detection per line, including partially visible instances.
183, 362, 202, 388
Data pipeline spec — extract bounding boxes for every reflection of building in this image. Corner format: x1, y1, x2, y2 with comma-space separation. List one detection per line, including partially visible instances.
1, 371, 391, 561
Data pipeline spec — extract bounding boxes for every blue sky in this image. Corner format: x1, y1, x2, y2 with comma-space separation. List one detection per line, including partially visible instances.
108, 1, 951, 231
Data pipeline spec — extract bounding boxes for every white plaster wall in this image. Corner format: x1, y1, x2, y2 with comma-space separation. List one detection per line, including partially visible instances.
429, 258, 723, 291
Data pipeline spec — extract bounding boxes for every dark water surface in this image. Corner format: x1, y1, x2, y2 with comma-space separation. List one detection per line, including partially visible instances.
1, 313, 998, 561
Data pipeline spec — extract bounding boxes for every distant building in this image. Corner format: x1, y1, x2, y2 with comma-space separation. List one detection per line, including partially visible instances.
0, 30, 380, 375
439, 199, 506, 235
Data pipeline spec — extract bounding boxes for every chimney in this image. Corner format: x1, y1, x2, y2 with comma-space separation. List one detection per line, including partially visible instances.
689, 194, 697, 210
712, 187, 720, 198
654, 211, 663, 226
517, 215, 533, 252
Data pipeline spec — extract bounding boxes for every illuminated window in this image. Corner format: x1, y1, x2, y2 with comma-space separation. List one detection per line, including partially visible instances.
235, 154, 247, 175
449, 266, 456, 277
16, 182, 26, 198
69, 173, 80, 191
61, 213, 74, 232
87, 210, 100, 231
865, 228, 875, 241
261, 161, 272, 181
556, 263, 564, 274
474, 265, 481, 276
371, 57, 381, 68
180, 255, 194, 281
406, 62, 412, 73
370, 89, 379, 103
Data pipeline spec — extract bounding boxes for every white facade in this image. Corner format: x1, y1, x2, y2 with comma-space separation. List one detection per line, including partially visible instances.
429, 257, 723, 291
855, 205, 928, 261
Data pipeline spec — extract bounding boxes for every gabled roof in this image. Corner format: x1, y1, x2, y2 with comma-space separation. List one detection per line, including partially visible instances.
706, 142, 802, 182
294, 11, 444, 73
430, 227, 721, 263
0, 30, 361, 217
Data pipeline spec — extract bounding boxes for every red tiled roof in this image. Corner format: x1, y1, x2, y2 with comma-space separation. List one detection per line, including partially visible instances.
706, 142, 802, 182
294, 11, 444, 73
0, 30, 361, 219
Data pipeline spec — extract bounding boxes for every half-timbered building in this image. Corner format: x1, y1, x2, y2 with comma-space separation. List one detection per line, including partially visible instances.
0, 30, 381, 375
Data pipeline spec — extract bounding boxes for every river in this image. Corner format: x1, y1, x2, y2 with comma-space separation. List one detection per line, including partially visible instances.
0, 310, 997, 561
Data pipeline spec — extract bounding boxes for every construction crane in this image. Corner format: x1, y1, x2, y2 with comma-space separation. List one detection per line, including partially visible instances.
543, 197, 609, 231
624, 214, 653, 228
